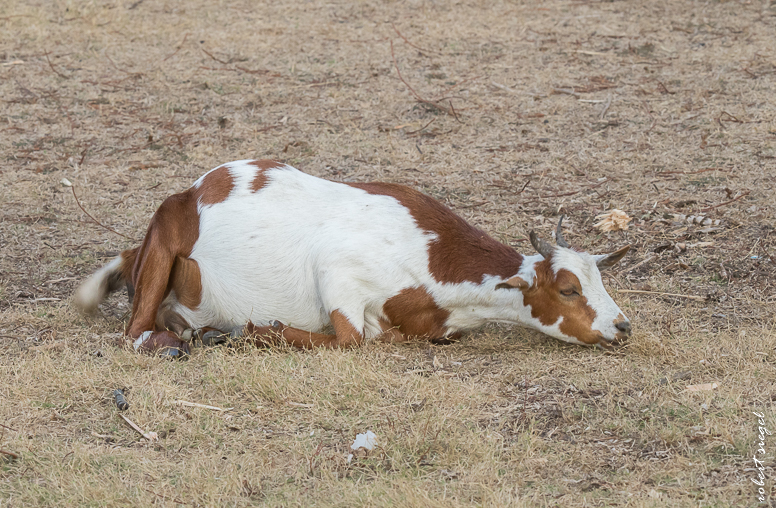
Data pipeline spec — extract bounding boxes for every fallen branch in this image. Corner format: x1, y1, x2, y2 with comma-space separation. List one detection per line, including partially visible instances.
173, 400, 233, 412
118, 414, 158, 441
617, 289, 705, 301
700, 190, 750, 212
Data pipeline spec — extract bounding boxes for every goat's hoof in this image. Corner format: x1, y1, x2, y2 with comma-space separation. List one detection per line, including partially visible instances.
158, 345, 190, 360
201, 330, 228, 346
135, 331, 190, 359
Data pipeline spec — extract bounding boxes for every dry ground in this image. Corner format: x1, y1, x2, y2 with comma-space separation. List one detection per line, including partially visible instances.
1, 0, 775, 506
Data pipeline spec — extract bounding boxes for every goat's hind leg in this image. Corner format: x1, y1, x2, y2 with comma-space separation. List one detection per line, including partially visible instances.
125, 199, 197, 357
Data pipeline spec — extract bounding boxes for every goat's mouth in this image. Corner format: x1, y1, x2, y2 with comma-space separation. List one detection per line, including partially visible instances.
596, 333, 629, 351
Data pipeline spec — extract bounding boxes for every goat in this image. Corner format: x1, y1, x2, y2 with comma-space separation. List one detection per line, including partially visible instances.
74, 159, 631, 356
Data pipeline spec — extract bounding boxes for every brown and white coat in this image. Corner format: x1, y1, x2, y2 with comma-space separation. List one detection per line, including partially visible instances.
75, 159, 631, 355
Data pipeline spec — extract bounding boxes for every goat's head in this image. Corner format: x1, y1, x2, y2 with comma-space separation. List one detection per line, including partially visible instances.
498, 216, 631, 349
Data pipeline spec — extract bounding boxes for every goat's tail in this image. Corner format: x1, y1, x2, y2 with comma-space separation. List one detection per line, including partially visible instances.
74, 248, 138, 313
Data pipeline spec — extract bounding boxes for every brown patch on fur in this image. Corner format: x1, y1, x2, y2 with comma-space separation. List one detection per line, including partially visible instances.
348, 182, 523, 284
194, 165, 234, 205
382, 286, 451, 339
248, 159, 284, 192
521, 259, 599, 344
378, 318, 407, 343
126, 189, 201, 338
244, 310, 363, 349
168, 256, 202, 309
329, 310, 364, 347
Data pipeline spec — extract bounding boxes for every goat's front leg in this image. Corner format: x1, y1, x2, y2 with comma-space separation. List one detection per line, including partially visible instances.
240, 310, 364, 349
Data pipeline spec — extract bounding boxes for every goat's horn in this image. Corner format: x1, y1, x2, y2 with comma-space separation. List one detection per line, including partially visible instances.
555, 215, 570, 248
529, 230, 554, 259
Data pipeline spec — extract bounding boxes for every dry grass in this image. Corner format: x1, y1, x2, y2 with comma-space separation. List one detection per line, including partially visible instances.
1, 0, 775, 506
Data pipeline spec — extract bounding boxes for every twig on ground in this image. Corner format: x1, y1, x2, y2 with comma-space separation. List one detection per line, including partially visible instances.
163, 33, 188, 62
0, 449, 19, 459
69, 185, 138, 242
617, 290, 706, 301
719, 111, 743, 123
392, 23, 439, 54
173, 400, 233, 412
491, 81, 516, 93
656, 80, 674, 94
405, 118, 436, 136
599, 94, 612, 120
620, 255, 656, 274
44, 52, 69, 79
201, 48, 229, 65
119, 414, 158, 441
448, 100, 461, 123
699, 190, 750, 212
390, 40, 453, 116
552, 87, 580, 98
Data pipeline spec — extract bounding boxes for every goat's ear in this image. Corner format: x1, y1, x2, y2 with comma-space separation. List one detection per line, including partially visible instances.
496, 276, 529, 290
594, 245, 630, 271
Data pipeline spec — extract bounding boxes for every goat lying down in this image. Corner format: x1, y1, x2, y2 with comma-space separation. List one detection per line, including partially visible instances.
75, 159, 631, 356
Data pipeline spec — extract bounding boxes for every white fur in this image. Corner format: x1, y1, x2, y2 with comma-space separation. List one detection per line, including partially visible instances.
160, 160, 625, 345
74, 256, 122, 313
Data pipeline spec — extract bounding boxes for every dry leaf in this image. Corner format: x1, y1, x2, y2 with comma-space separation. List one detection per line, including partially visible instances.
594, 209, 632, 232
685, 382, 718, 392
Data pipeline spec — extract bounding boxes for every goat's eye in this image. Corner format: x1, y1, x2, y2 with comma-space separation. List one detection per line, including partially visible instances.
560, 289, 579, 297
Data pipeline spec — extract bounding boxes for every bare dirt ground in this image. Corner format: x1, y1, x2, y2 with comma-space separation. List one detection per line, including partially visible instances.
1, 0, 775, 506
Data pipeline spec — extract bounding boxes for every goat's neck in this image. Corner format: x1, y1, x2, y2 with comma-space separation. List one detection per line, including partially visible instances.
435, 254, 544, 331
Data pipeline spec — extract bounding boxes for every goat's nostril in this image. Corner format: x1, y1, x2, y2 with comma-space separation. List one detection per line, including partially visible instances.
615, 321, 631, 334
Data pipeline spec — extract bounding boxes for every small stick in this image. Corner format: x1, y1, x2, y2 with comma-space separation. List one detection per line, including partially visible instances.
392, 23, 439, 54
699, 190, 750, 212
719, 111, 742, 123
44, 51, 69, 79
0, 449, 19, 459
620, 255, 656, 274
491, 81, 516, 93
173, 400, 233, 411
599, 94, 612, 120
390, 40, 453, 116
552, 87, 580, 98
69, 185, 138, 242
163, 33, 188, 62
406, 118, 436, 136
448, 99, 461, 123
118, 414, 158, 441
201, 48, 229, 65
617, 290, 706, 301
